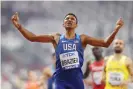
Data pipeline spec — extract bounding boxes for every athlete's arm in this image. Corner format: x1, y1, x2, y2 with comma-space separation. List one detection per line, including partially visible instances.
102, 65, 106, 83
81, 18, 124, 48
11, 12, 58, 43
83, 61, 91, 79
83, 61, 93, 86
120, 57, 133, 86
101, 56, 108, 83
127, 58, 133, 82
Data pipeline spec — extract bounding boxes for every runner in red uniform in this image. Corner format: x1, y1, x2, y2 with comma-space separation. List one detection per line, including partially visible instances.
84, 47, 105, 89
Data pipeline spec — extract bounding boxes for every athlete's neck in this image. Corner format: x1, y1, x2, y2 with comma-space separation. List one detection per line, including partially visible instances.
114, 53, 123, 60
114, 53, 122, 56
95, 56, 103, 61
65, 29, 75, 39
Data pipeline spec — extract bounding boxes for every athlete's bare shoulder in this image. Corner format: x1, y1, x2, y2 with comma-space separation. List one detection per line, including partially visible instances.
49, 33, 61, 41
50, 33, 61, 48
80, 34, 87, 41
79, 34, 87, 48
125, 56, 133, 77
125, 56, 133, 66
50, 33, 61, 37
104, 55, 113, 65
56, 33, 61, 36
53, 33, 61, 43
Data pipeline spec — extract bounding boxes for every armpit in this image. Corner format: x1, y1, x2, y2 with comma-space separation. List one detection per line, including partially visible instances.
56, 33, 61, 36
54, 33, 61, 44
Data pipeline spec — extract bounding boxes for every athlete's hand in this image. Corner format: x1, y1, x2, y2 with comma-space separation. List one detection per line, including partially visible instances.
116, 18, 124, 28
11, 12, 20, 29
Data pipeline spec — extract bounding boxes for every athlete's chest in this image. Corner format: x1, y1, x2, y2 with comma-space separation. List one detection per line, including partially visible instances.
58, 40, 81, 70
90, 63, 104, 85
91, 64, 104, 72
59, 39, 80, 51
90, 61, 104, 71
107, 59, 125, 70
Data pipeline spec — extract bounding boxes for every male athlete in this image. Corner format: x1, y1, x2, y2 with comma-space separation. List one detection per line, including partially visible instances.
11, 12, 124, 89
84, 47, 105, 89
102, 39, 133, 89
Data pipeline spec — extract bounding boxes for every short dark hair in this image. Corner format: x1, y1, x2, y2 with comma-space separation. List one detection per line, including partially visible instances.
64, 13, 78, 24
92, 47, 103, 52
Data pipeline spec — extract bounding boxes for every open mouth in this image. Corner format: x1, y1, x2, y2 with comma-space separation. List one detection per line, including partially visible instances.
67, 22, 72, 24
67, 21, 72, 24
67, 23, 72, 26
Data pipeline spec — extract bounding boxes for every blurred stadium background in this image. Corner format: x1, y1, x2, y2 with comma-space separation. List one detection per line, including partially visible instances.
1, 1, 133, 89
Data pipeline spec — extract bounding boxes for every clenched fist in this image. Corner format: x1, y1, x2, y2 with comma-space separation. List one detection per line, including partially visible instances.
11, 12, 20, 29
116, 18, 124, 28
11, 12, 19, 22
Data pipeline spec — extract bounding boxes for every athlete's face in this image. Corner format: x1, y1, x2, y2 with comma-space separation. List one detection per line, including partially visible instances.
113, 39, 124, 53
63, 15, 77, 29
92, 47, 102, 59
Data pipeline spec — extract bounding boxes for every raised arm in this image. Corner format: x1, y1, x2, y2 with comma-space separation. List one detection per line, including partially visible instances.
81, 18, 124, 48
11, 12, 55, 43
